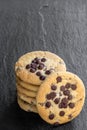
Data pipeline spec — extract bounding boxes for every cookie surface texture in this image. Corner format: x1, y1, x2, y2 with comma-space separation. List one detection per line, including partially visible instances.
36, 72, 85, 125
15, 51, 66, 85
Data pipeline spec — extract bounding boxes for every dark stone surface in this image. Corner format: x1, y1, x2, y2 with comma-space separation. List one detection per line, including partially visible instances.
0, 0, 87, 130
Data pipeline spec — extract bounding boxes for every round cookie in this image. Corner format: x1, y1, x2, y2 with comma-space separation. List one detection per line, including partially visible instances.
18, 92, 36, 105
16, 77, 39, 92
15, 51, 66, 85
16, 83, 37, 98
36, 72, 85, 125
17, 97, 38, 113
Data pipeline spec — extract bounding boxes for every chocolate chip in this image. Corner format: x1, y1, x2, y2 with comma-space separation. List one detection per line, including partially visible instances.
41, 58, 46, 62
53, 122, 59, 126
54, 98, 60, 104
63, 90, 70, 96
40, 75, 46, 80
68, 103, 75, 108
51, 85, 57, 90
35, 59, 41, 64
32, 57, 41, 64
65, 83, 71, 89
31, 63, 37, 69
32, 58, 37, 63
68, 114, 73, 119
68, 95, 73, 100
63, 103, 67, 108
56, 76, 62, 83
59, 102, 67, 108
36, 71, 41, 76
26, 64, 30, 69
46, 94, 51, 100
30, 68, 36, 73
32, 60, 36, 63
49, 92, 56, 100
49, 114, 54, 120
60, 85, 65, 91
59, 111, 65, 116
38, 63, 44, 70
32, 57, 39, 63
61, 97, 68, 104
34, 57, 38, 61
59, 98, 68, 108
45, 101, 51, 108
45, 70, 51, 75
46, 92, 56, 100
71, 84, 77, 90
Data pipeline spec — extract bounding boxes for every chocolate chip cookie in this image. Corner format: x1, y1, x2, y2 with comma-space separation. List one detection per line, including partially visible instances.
36, 72, 85, 125
15, 51, 66, 85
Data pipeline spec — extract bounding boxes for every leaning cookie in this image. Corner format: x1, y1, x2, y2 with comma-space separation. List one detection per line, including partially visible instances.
17, 97, 38, 113
15, 51, 66, 85
36, 72, 85, 125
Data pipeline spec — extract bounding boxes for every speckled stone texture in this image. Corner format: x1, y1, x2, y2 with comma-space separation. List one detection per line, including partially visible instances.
0, 0, 87, 130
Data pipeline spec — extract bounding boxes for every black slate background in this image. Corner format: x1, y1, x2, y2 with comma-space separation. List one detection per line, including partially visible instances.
0, 0, 87, 130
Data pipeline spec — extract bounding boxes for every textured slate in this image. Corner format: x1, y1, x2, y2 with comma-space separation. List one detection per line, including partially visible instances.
0, 0, 87, 130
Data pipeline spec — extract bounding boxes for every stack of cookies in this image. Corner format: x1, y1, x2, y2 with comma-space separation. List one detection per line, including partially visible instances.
15, 51, 66, 113
16, 78, 39, 113
15, 51, 85, 125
